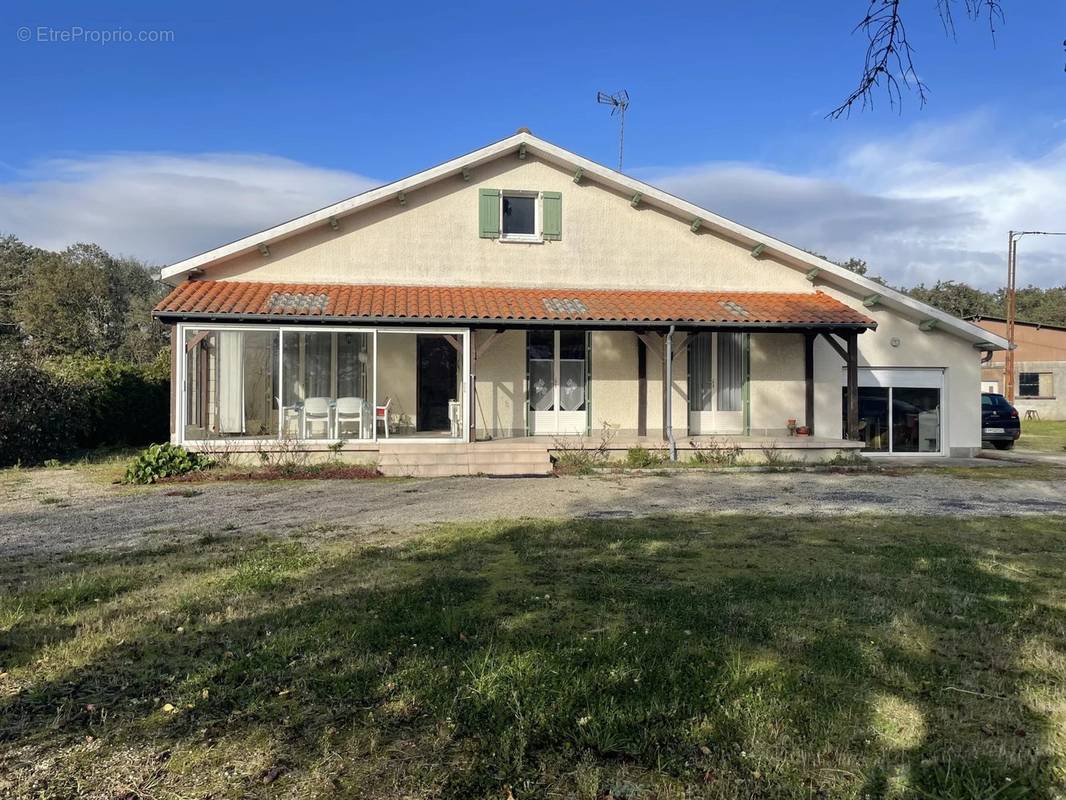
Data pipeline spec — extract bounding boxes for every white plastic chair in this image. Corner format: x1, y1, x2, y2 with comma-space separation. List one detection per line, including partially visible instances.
303, 397, 331, 439
335, 397, 364, 439
375, 396, 392, 439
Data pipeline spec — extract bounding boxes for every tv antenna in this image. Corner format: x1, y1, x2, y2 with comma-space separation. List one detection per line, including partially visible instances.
597, 90, 630, 171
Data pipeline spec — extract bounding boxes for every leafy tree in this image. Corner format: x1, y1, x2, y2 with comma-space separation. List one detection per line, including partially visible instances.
13, 241, 167, 362
906, 280, 1003, 319
0, 234, 43, 350
1013, 285, 1066, 327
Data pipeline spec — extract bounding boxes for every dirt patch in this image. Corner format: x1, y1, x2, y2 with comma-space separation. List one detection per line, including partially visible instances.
3, 465, 1066, 559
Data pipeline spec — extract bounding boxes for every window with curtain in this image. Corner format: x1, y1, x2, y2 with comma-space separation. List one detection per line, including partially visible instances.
688, 333, 713, 412
716, 332, 743, 412
184, 328, 278, 440
558, 330, 586, 412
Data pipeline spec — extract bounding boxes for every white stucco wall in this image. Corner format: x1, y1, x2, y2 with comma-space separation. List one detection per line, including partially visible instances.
207, 156, 811, 294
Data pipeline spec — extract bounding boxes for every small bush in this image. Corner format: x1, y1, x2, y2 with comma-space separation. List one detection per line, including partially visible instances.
689, 439, 741, 466
825, 449, 870, 467
625, 446, 665, 468
552, 423, 617, 475
123, 443, 214, 484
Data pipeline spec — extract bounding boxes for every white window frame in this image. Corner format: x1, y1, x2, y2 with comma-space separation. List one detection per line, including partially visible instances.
176, 322, 471, 447
499, 190, 542, 243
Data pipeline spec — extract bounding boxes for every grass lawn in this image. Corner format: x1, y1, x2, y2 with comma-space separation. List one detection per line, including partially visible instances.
1018, 420, 1066, 454
1, 516, 1064, 799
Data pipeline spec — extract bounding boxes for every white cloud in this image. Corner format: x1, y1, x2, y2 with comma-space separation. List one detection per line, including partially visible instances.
1, 118, 1063, 289
0, 153, 379, 266
646, 119, 1066, 289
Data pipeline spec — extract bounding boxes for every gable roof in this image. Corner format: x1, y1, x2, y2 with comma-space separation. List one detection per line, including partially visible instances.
159, 130, 1009, 350
155, 279, 875, 330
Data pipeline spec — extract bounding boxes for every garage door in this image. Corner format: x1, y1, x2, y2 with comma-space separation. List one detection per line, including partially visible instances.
842, 368, 944, 455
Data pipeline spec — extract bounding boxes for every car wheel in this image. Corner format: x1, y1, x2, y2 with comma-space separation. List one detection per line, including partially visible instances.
992, 440, 1015, 451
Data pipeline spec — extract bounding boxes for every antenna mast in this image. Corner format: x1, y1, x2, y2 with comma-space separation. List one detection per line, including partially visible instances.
597, 90, 630, 171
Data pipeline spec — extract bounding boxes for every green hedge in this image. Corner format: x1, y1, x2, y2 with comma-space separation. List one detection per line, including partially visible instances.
0, 352, 169, 467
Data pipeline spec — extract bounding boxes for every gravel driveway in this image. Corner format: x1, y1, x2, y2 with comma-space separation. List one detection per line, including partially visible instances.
3, 463, 1065, 558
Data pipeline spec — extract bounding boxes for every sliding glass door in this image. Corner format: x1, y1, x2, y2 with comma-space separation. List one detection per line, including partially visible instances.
281, 331, 373, 439
842, 368, 943, 454
180, 324, 470, 444
183, 329, 279, 440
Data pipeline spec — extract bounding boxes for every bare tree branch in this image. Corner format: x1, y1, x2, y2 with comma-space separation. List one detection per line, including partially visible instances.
829, 0, 1005, 120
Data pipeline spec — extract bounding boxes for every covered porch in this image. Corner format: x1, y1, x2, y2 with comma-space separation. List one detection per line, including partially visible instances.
156, 279, 877, 470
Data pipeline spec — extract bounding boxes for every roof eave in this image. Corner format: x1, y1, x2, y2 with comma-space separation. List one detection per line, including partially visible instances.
152, 309, 875, 331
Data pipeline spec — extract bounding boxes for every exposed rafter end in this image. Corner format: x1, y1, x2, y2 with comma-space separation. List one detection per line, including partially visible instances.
690, 219, 702, 233
573, 167, 583, 184
257, 243, 270, 257
630, 192, 642, 208
750, 243, 765, 259
919, 319, 938, 332
397, 192, 407, 207
461, 166, 471, 182
328, 217, 340, 231
805, 268, 821, 282
518, 143, 527, 160
862, 293, 882, 308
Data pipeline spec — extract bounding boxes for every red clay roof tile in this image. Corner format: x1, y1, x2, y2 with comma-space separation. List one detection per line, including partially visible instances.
154, 280, 875, 328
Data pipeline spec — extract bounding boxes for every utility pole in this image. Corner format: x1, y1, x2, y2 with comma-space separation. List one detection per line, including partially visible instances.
1005, 230, 1066, 401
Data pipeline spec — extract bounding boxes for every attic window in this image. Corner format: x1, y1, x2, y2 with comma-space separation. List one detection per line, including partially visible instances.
267, 291, 329, 313
720, 300, 750, 317
501, 192, 539, 240
542, 297, 588, 315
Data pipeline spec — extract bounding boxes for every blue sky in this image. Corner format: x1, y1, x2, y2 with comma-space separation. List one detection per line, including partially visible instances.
1, 0, 1064, 287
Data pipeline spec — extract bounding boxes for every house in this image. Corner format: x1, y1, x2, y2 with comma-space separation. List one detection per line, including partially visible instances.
971, 315, 1066, 420
154, 130, 1010, 475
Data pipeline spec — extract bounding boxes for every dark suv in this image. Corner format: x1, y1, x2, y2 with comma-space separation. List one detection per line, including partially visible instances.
981, 392, 1021, 450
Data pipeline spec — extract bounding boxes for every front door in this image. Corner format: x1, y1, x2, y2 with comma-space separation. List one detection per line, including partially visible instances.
416, 335, 457, 432
528, 330, 588, 435
688, 332, 745, 434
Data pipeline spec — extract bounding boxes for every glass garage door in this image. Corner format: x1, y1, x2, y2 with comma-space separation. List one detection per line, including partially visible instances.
842, 368, 943, 454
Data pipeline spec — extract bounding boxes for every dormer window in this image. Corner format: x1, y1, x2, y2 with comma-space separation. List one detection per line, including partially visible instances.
501, 191, 539, 241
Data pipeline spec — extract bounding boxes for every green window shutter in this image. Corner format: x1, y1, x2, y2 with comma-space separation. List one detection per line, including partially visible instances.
542, 191, 562, 240
479, 188, 500, 239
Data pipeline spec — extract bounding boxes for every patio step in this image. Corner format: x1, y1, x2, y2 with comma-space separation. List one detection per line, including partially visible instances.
376, 443, 552, 477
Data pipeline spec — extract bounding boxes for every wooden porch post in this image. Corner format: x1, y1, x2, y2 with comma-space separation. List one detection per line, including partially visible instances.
846, 331, 859, 441
803, 332, 815, 435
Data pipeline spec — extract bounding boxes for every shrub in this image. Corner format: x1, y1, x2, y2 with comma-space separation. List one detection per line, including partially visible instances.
44, 352, 169, 448
0, 352, 170, 466
552, 423, 617, 475
625, 446, 665, 468
123, 443, 214, 484
0, 356, 85, 467
689, 439, 741, 466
